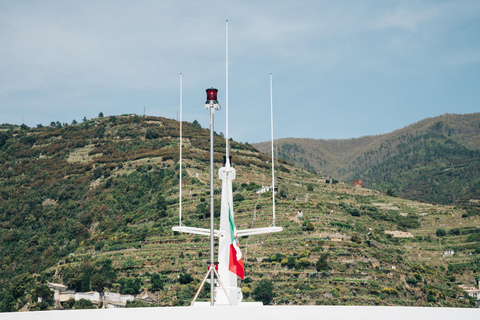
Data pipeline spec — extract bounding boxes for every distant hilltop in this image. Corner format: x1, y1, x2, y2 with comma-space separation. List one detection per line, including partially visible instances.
254, 113, 480, 205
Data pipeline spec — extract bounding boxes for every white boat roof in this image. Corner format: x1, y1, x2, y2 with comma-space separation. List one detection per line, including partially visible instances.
2, 305, 478, 320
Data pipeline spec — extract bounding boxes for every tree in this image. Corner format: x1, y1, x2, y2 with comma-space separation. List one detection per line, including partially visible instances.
0, 132, 12, 147
316, 253, 330, 272
0, 294, 16, 312
436, 228, 447, 237
156, 195, 167, 218
286, 256, 296, 269
307, 183, 314, 191
119, 278, 142, 294
386, 189, 396, 197
253, 279, 274, 305
34, 284, 53, 301
278, 184, 288, 199
37, 301, 50, 310
192, 120, 201, 129
96, 126, 106, 138
72, 119, 78, 125
90, 273, 105, 293
196, 202, 208, 219
145, 128, 160, 140
10, 273, 33, 299
150, 273, 164, 292
98, 112, 104, 118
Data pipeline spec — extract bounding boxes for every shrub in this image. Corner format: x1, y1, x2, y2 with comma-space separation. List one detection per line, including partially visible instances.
74, 298, 95, 309
351, 233, 362, 244
145, 128, 160, 140
179, 273, 193, 284
126, 300, 149, 308
449, 228, 460, 235
436, 228, 447, 237
233, 193, 245, 202
286, 256, 296, 269
65, 298, 76, 309
349, 208, 361, 217
298, 257, 311, 268
304, 221, 315, 231
253, 279, 274, 305
316, 253, 330, 272
241, 287, 251, 298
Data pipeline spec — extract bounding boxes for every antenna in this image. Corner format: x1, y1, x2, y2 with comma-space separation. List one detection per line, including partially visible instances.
179, 73, 183, 226
226, 20, 229, 160
270, 73, 276, 227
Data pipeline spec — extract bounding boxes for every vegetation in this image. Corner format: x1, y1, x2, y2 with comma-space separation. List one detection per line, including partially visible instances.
0, 114, 479, 311
254, 113, 480, 205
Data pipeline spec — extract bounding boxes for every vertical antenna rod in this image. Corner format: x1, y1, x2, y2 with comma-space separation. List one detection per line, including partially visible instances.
270, 73, 276, 227
226, 20, 229, 160
209, 104, 215, 306
179, 73, 183, 226
205, 88, 220, 306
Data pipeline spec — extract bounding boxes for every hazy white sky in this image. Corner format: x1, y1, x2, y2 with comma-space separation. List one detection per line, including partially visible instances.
1, 0, 479, 143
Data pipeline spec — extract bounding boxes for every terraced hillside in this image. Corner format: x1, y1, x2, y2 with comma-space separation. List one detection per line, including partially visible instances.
0, 115, 479, 311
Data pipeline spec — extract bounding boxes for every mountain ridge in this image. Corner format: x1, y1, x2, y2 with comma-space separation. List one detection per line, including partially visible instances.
254, 113, 480, 204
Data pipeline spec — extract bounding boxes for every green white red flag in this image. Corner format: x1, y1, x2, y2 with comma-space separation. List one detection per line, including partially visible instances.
228, 203, 244, 279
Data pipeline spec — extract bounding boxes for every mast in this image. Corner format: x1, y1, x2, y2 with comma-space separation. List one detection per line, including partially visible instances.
172, 22, 282, 307
270, 73, 276, 226
226, 20, 229, 160
179, 73, 183, 226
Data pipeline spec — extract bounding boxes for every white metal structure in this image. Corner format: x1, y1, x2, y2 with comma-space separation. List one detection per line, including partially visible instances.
172, 20, 282, 306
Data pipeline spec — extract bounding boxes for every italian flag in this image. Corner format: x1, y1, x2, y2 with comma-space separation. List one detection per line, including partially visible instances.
228, 203, 245, 279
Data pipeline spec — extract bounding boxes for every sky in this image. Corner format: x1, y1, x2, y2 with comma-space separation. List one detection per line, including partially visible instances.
1, 0, 479, 143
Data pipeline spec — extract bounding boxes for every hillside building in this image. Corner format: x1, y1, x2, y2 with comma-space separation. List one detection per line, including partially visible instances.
255, 185, 277, 194
459, 281, 480, 299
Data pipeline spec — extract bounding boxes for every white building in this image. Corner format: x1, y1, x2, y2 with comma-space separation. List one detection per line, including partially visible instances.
256, 185, 277, 194
459, 280, 480, 307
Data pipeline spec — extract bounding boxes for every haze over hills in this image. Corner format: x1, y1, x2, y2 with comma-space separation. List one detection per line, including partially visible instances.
1, 114, 480, 312
254, 113, 480, 205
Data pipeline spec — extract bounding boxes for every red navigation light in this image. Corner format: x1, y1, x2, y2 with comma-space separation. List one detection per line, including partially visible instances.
206, 88, 218, 103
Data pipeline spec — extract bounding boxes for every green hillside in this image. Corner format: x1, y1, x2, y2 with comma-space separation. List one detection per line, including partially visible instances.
254, 113, 480, 205
1, 115, 479, 311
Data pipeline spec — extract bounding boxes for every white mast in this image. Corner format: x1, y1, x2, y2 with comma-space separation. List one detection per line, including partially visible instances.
270, 73, 276, 226
172, 21, 282, 307
226, 20, 229, 160
179, 73, 183, 226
